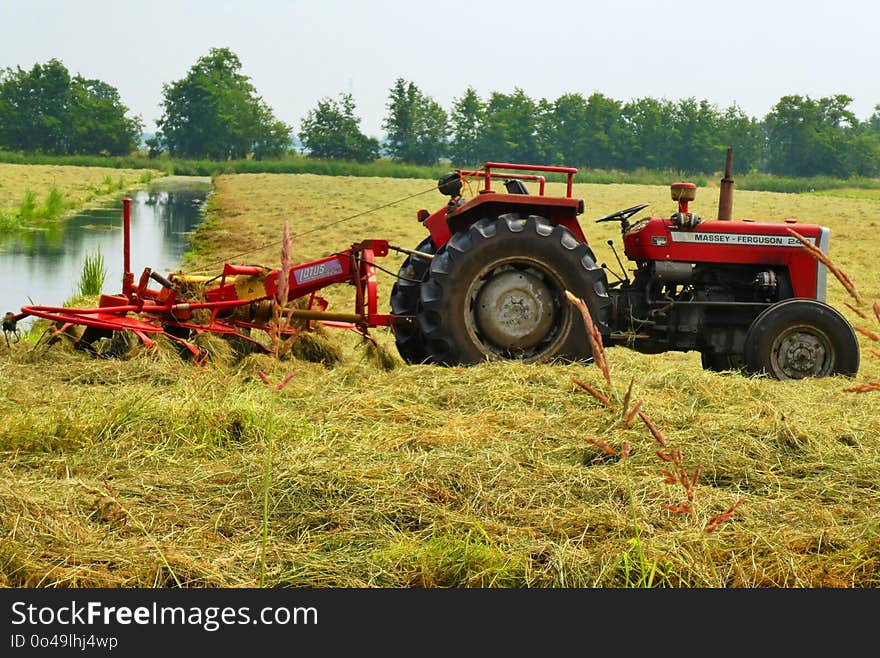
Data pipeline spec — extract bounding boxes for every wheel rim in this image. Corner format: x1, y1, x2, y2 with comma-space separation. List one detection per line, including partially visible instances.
465, 258, 565, 359
769, 324, 834, 379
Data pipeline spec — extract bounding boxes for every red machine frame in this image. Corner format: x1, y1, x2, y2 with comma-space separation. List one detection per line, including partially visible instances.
422, 162, 586, 247
13, 197, 397, 357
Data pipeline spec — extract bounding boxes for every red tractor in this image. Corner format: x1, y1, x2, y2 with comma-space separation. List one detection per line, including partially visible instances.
390, 158, 860, 380
10, 155, 859, 381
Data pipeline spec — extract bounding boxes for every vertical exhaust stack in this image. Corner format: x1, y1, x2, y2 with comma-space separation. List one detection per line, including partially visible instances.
717, 148, 734, 221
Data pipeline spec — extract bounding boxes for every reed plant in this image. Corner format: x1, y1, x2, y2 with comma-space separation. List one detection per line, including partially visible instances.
18, 189, 37, 219
0, 209, 21, 230
75, 249, 107, 297
42, 187, 66, 218
6, 187, 69, 222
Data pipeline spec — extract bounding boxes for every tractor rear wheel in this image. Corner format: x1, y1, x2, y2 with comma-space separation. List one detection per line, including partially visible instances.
390, 236, 436, 364
418, 214, 610, 365
743, 298, 859, 379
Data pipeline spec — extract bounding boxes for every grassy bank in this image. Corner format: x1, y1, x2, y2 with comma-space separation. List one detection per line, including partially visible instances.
1, 172, 878, 588
3, 150, 880, 195
0, 163, 163, 229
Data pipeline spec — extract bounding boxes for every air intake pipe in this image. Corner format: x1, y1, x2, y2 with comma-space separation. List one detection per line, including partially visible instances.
718, 148, 734, 221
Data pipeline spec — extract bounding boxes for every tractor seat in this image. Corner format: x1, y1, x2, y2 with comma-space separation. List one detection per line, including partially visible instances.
504, 179, 529, 194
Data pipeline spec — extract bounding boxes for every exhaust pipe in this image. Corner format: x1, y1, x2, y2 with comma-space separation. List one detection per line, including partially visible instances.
717, 148, 734, 221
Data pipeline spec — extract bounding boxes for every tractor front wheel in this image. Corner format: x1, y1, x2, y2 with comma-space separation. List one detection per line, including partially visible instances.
743, 298, 860, 379
418, 214, 610, 365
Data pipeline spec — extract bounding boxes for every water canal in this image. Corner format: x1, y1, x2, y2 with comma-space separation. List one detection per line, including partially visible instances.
0, 176, 211, 327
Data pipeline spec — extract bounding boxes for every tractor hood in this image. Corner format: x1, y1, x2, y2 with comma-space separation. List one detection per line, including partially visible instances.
623, 216, 830, 299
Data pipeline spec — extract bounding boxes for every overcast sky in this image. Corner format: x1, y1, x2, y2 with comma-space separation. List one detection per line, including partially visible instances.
2, 0, 878, 138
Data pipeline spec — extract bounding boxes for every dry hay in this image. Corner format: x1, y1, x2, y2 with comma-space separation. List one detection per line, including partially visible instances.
2, 338, 876, 588
287, 331, 343, 367
358, 337, 400, 371
2, 173, 879, 589
0, 163, 163, 212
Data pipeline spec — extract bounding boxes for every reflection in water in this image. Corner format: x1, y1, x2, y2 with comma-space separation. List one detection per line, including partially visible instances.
0, 180, 211, 325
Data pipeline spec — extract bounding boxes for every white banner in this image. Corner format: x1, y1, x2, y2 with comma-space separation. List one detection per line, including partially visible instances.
669, 231, 815, 247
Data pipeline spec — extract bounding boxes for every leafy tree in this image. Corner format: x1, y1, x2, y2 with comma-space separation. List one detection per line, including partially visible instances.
717, 104, 763, 174
842, 130, 880, 177
382, 79, 416, 162
533, 97, 557, 164
544, 93, 589, 166
669, 98, 726, 173
298, 93, 379, 162
154, 47, 291, 159
0, 59, 141, 155
448, 87, 485, 166
68, 77, 143, 155
867, 105, 880, 134
0, 59, 70, 153
620, 97, 676, 170
412, 95, 449, 165
382, 79, 448, 165
481, 88, 542, 163
252, 104, 295, 160
763, 94, 857, 177
839, 109, 880, 177
581, 93, 627, 169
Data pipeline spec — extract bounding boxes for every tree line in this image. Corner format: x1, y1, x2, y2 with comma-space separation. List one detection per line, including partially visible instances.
2, 48, 879, 178
0, 59, 143, 156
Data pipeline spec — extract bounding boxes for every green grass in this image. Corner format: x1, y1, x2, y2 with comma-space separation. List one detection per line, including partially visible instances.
0, 163, 162, 213
0, 150, 450, 180
75, 250, 108, 297
96, 175, 127, 195
2, 149, 879, 194
736, 172, 880, 194
43, 186, 66, 218
617, 537, 677, 588
0, 209, 20, 230
18, 189, 37, 219
10, 187, 69, 222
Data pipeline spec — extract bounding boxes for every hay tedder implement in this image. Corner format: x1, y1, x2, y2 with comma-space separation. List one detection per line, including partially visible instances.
8, 154, 861, 379
10, 199, 397, 360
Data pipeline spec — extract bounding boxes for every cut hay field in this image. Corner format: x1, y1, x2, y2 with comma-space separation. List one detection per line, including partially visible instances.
1, 170, 878, 588
0, 163, 163, 223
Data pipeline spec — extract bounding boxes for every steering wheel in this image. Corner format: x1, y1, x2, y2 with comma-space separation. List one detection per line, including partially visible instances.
594, 203, 650, 224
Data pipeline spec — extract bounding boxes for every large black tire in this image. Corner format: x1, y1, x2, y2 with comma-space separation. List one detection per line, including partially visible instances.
390, 236, 436, 364
743, 298, 860, 379
700, 351, 744, 373
418, 214, 611, 365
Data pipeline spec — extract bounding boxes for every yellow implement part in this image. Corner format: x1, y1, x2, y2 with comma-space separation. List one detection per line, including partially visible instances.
234, 274, 268, 302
